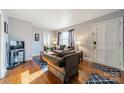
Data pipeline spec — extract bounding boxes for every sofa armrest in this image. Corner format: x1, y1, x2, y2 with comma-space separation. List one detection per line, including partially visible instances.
63, 53, 80, 83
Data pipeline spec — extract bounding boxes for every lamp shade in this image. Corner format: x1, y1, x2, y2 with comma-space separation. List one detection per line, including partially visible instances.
75, 40, 80, 45
53, 41, 57, 45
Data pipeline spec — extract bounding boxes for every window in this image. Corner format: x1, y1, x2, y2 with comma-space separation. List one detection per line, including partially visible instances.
43, 33, 50, 46
60, 31, 69, 46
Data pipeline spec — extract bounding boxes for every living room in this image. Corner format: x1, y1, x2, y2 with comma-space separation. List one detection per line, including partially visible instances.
0, 9, 124, 84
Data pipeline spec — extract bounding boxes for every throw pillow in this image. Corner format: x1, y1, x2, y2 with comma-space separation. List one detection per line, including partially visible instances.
60, 45, 66, 50
56, 45, 60, 50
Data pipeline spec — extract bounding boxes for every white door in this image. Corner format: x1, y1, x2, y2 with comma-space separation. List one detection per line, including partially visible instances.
93, 18, 122, 69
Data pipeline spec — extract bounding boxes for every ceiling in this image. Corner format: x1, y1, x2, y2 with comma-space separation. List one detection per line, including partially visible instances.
3, 9, 119, 31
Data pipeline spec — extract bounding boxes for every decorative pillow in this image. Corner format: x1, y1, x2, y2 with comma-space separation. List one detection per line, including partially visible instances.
60, 45, 66, 50
56, 45, 60, 50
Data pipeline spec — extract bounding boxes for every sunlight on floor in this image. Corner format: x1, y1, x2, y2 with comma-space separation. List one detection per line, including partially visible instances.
21, 70, 44, 84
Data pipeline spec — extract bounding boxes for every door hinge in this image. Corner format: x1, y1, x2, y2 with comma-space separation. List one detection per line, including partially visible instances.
119, 21, 122, 26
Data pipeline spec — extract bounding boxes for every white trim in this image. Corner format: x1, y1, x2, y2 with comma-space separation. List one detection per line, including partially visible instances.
91, 24, 95, 63
32, 53, 40, 57
0, 10, 7, 78
121, 68, 124, 71
25, 57, 32, 61
119, 17, 124, 71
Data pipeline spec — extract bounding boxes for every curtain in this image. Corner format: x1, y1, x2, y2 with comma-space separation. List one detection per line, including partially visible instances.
68, 29, 74, 47
57, 32, 61, 45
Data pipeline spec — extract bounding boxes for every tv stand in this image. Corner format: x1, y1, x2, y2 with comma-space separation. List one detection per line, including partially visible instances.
7, 49, 25, 69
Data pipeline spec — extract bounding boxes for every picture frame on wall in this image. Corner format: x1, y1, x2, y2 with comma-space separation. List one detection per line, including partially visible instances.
4, 22, 8, 33
35, 33, 40, 41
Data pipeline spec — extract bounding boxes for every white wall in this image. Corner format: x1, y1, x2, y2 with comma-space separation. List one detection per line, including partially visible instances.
8, 17, 33, 60
32, 26, 43, 56
56, 10, 124, 61
32, 26, 56, 56
8, 17, 55, 60
3, 15, 9, 68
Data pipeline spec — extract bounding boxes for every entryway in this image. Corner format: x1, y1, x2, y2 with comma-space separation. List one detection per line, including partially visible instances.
93, 17, 123, 70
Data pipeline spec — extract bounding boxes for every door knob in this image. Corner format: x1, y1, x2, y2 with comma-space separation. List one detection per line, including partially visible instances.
93, 41, 96, 49
94, 41, 96, 45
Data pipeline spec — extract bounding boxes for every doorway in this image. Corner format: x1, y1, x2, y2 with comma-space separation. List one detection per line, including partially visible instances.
93, 17, 123, 70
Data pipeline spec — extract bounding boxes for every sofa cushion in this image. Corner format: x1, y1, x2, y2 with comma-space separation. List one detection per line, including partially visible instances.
56, 45, 60, 50
43, 52, 64, 67
62, 50, 76, 56
53, 50, 62, 53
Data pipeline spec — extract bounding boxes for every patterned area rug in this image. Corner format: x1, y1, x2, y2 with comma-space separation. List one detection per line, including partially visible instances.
86, 73, 118, 84
92, 63, 121, 76
32, 57, 48, 72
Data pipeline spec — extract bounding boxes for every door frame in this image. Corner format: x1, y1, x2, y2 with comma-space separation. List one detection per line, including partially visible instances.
0, 10, 7, 78
119, 17, 124, 70
91, 17, 124, 70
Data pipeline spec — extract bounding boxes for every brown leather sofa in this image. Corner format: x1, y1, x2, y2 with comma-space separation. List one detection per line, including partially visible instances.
42, 51, 80, 83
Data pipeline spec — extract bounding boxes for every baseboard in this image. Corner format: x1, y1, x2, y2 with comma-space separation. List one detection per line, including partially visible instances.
32, 53, 40, 57
25, 57, 32, 61
84, 57, 124, 71
26, 55, 41, 62
32, 55, 40, 58
83, 57, 93, 62
121, 66, 124, 71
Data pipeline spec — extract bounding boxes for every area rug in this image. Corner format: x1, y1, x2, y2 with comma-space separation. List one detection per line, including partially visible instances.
91, 63, 121, 76
32, 57, 48, 72
86, 73, 118, 84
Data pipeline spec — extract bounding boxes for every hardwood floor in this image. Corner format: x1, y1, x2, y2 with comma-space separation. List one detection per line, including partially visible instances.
0, 60, 124, 84
71, 62, 124, 84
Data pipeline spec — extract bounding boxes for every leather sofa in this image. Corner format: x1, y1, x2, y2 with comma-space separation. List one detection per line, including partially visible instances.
42, 51, 80, 83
